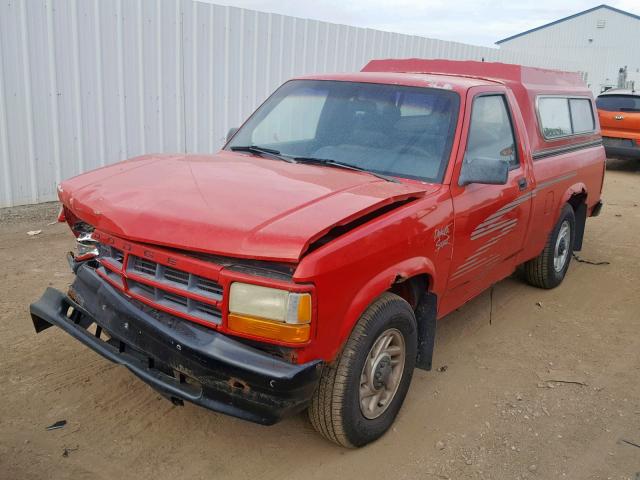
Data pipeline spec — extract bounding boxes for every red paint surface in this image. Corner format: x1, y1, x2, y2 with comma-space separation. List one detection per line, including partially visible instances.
58, 60, 606, 365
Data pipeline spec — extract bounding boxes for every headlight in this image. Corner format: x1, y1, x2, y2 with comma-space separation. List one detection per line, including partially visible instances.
228, 283, 312, 343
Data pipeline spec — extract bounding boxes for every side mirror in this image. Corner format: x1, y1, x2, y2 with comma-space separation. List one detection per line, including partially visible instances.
226, 127, 239, 143
459, 157, 509, 186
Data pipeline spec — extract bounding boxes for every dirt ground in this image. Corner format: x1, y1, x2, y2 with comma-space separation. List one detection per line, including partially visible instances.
1, 160, 639, 480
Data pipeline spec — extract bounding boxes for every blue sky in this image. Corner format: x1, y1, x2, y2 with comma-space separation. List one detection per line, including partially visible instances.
211, 1, 640, 47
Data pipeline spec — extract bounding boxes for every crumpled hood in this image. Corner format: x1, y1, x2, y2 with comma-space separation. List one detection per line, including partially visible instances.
59, 151, 437, 262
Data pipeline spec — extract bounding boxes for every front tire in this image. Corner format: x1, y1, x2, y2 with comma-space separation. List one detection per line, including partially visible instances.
524, 204, 575, 289
308, 292, 417, 448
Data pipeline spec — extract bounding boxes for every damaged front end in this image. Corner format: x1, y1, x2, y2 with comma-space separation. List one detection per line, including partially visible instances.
30, 259, 322, 425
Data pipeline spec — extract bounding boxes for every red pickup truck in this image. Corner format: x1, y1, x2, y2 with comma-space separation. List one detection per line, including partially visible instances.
30, 59, 605, 447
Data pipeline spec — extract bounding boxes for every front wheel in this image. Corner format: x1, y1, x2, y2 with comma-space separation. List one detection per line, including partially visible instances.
524, 204, 575, 289
308, 292, 417, 447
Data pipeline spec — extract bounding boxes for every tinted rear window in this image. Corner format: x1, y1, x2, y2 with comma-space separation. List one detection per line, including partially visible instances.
596, 95, 640, 112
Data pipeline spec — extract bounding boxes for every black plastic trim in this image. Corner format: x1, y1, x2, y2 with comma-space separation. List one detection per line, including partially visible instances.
532, 139, 603, 160
591, 200, 604, 217
415, 292, 437, 371
29, 265, 322, 425
602, 143, 640, 159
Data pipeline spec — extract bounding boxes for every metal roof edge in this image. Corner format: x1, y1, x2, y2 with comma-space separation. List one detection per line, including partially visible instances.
495, 4, 640, 45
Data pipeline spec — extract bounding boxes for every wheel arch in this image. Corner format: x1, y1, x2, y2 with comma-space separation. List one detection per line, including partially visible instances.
561, 183, 588, 251
334, 257, 437, 369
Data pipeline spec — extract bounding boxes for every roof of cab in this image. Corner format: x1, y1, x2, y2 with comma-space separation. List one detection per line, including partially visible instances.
294, 71, 500, 93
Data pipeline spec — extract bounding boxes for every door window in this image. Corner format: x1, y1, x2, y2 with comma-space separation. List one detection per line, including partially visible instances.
464, 95, 518, 169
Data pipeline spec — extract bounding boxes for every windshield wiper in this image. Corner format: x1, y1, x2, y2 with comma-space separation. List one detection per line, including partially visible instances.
231, 147, 398, 182
230, 145, 296, 163
293, 157, 398, 183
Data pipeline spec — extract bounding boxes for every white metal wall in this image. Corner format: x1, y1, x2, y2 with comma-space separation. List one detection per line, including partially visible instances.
498, 6, 640, 94
0, 0, 582, 208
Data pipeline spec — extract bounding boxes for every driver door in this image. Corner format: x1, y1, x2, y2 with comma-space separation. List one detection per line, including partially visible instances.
441, 87, 533, 314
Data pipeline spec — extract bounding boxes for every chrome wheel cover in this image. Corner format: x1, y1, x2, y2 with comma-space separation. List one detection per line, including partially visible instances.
554, 220, 571, 272
359, 328, 406, 419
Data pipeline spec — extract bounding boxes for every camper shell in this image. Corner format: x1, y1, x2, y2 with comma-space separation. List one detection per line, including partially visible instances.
361, 58, 601, 155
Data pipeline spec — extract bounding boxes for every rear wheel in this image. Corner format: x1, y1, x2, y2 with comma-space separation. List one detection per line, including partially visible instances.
524, 204, 575, 289
308, 292, 417, 447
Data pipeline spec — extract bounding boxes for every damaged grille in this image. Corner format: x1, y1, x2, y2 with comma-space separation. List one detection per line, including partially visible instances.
128, 279, 221, 325
131, 256, 156, 276
127, 255, 223, 299
97, 244, 125, 266
95, 244, 223, 327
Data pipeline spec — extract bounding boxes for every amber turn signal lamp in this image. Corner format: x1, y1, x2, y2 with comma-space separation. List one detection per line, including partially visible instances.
228, 314, 311, 343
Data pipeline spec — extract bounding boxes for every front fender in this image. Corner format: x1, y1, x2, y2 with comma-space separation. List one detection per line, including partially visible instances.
292, 188, 453, 364
335, 256, 436, 355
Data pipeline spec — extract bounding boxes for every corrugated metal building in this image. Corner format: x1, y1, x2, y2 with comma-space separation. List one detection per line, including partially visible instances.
0, 0, 586, 208
497, 4, 640, 94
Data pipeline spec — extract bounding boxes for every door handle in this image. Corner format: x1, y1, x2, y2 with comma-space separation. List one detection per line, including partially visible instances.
517, 177, 528, 191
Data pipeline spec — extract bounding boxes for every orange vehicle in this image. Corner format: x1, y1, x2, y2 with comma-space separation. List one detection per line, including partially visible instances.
596, 89, 640, 159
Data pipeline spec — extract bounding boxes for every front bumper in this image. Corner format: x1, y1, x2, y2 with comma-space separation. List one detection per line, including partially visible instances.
29, 265, 322, 425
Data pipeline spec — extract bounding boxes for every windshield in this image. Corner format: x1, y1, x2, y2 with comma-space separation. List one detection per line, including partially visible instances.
226, 80, 460, 183
596, 94, 640, 112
